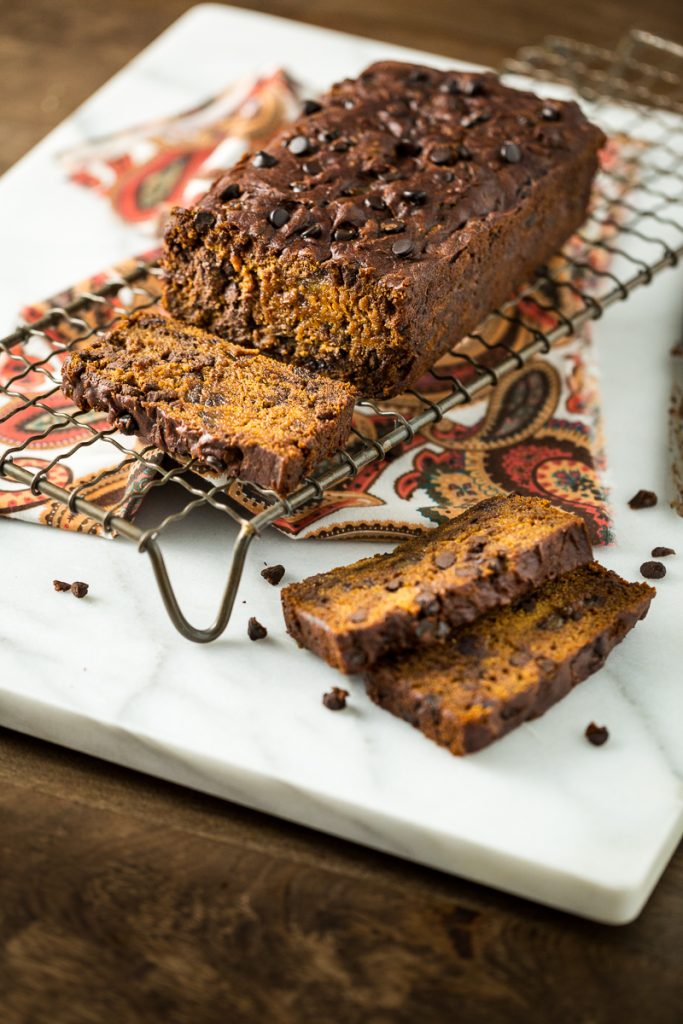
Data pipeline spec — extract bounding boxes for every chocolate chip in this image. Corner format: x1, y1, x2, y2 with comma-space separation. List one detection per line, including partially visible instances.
318, 129, 338, 143
268, 206, 291, 229
252, 150, 278, 168
349, 607, 368, 623
416, 588, 440, 615
395, 139, 422, 158
585, 722, 609, 746
402, 189, 428, 205
333, 224, 359, 242
438, 79, 460, 95
364, 194, 387, 212
392, 237, 414, 257
290, 181, 309, 193
538, 612, 564, 631
456, 633, 485, 657
510, 649, 531, 667
640, 560, 666, 579
53, 580, 70, 592
115, 413, 136, 434
651, 546, 675, 557
300, 223, 322, 239
261, 564, 285, 586
407, 69, 429, 83
536, 656, 556, 675
429, 145, 455, 166
71, 581, 89, 599
247, 617, 267, 641
219, 183, 241, 201
194, 211, 215, 233
302, 99, 322, 115
323, 687, 349, 711
541, 105, 561, 121
288, 134, 311, 156
500, 142, 522, 163
434, 549, 456, 569
385, 578, 403, 592
461, 78, 484, 97
457, 145, 472, 160
380, 220, 405, 235
331, 139, 350, 152
460, 111, 490, 128
628, 489, 657, 509
302, 160, 321, 176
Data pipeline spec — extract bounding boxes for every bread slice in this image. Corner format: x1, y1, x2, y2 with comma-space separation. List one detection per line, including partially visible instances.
281, 495, 593, 673
61, 311, 356, 495
365, 563, 654, 755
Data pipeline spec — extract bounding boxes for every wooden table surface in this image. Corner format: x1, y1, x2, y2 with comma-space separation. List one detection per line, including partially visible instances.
1, 2, 682, 1021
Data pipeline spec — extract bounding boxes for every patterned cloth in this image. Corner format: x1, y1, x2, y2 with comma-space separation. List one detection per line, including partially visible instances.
0, 73, 621, 545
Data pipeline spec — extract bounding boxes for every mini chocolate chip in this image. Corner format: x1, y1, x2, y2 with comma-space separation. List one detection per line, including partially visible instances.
541, 105, 561, 121
219, 183, 241, 201
288, 134, 311, 156
252, 150, 278, 168
500, 142, 522, 163
430, 145, 455, 166
323, 687, 349, 711
536, 656, 556, 675
510, 650, 531, 667
538, 612, 564, 631
434, 549, 456, 569
268, 206, 291, 229
402, 189, 428, 205
261, 564, 285, 586
318, 128, 338, 143
247, 617, 267, 641
364, 194, 387, 211
194, 211, 215, 232
392, 237, 414, 257
457, 145, 472, 160
395, 139, 422, 158
651, 546, 675, 557
71, 581, 89, 599
349, 607, 368, 623
461, 78, 484, 96
331, 139, 350, 152
302, 99, 322, 115
438, 79, 460, 95
300, 223, 322, 239
333, 224, 359, 242
385, 578, 403, 592
290, 181, 309, 193
53, 580, 70, 592
302, 161, 321, 176
640, 560, 666, 579
628, 489, 657, 509
585, 722, 609, 746
416, 589, 440, 615
380, 220, 405, 235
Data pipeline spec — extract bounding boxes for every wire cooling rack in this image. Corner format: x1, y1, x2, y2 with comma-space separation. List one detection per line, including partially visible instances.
1, 30, 682, 642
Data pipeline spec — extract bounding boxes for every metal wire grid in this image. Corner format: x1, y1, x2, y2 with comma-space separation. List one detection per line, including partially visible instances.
1, 30, 682, 641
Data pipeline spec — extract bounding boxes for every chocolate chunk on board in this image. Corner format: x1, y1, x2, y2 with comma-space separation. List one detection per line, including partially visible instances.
640, 560, 666, 579
281, 494, 593, 674
61, 312, 356, 496
322, 687, 349, 710
585, 722, 609, 746
163, 61, 604, 399
628, 489, 657, 509
365, 563, 653, 756
651, 546, 675, 557
261, 564, 286, 586
247, 617, 268, 641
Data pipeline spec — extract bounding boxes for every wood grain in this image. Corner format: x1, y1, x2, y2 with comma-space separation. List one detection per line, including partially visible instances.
1, 1, 682, 1020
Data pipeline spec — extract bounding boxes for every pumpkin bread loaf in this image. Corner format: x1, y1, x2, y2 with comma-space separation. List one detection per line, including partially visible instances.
61, 311, 356, 495
365, 562, 654, 754
163, 61, 605, 399
281, 494, 593, 673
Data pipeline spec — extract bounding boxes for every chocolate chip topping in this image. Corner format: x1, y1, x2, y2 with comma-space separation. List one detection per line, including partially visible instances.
364, 194, 387, 211
288, 134, 312, 156
429, 145, 456, 166
385, 578, 403, 592
500, 142, 522, 163
628, 489, 657, 509
300, 223, 322, 239
402, 189, 428, 205
268, 206, 291, 229
247, 616, 268, 640
261, 564, 285, 586
302, 99, 322, 115
434, 549, 456, 569
220, 183, 241, 202
380, 220, 405, 235
71, 581, 89, 599
585, 722, 609, 746
53, 580, 70, 592
640, 560, 666, 579
461, 78, 484, 97
194, 211, 215, 233
541, 105, 561, 121
323, 687, 349, 711
333, 224, 359, 242
252, 150, 278, 168
651, 546, 675, 557
392, 237, 414, 257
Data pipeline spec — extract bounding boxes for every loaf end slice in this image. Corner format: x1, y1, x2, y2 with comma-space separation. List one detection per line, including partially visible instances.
281, 494, 593, 673
365, 563, 654, 755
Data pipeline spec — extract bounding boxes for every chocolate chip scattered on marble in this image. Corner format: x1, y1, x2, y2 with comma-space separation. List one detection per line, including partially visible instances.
247, 617, 268, 641
640, 560, 666, 579
651, 546, 675, 557
585, 722, 609, 746
71, 581, 89, 599
323, 687, 349, 711
261, 564, 285, 586
53, 580, 71, 592
628, 489, 657, 509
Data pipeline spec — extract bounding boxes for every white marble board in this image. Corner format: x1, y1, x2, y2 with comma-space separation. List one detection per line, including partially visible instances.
1, 4, 682, 924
